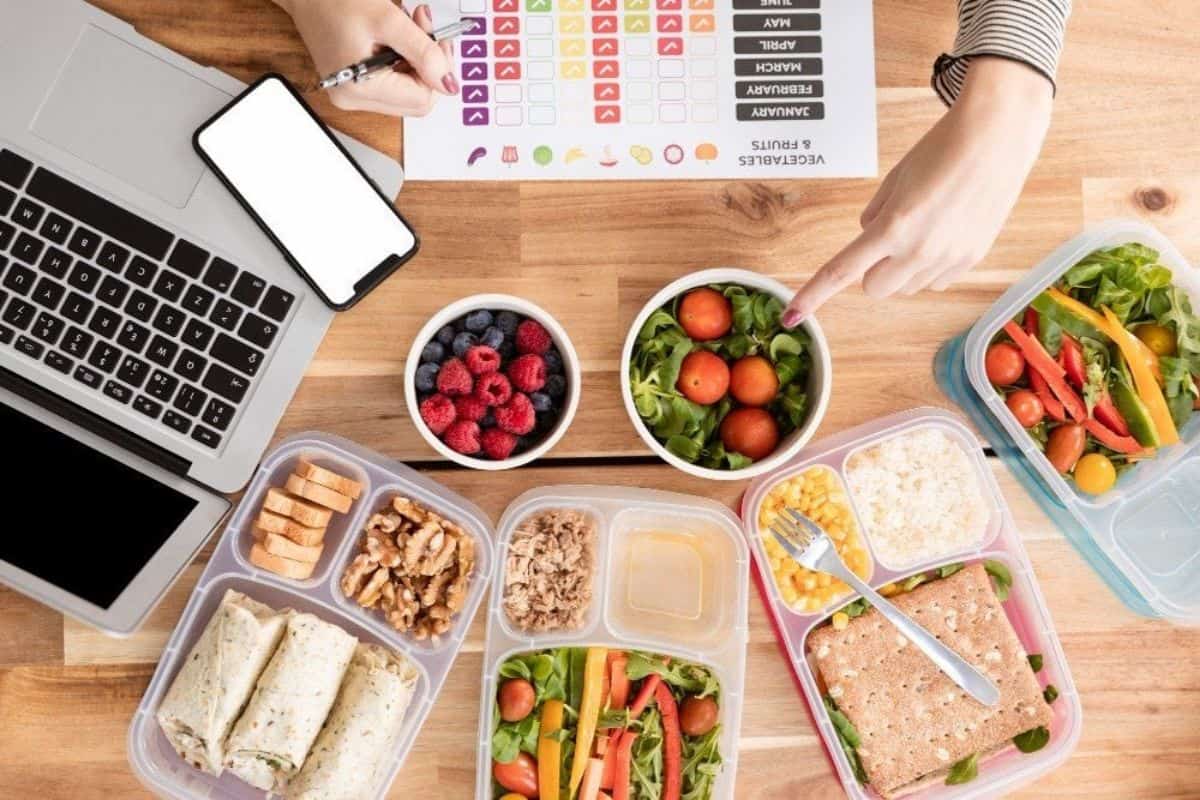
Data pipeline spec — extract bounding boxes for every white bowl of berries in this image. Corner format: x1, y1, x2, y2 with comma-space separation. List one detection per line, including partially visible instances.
405, 294, 581, 469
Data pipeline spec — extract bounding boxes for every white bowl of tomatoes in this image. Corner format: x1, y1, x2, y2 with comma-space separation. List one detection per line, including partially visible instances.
621, 268, 832, 480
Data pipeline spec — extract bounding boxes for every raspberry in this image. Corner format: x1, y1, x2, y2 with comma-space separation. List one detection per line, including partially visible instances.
475, 372, 513, 406
507, 354, 547, 393
495, 393, 536, 435
481, 428, 518, 460
418, 394, 456, 435
454, 394, 488, 422
515, 319, 552, 354
436, 357, 473, 396
465, 345, 501, 375
443, 420, 481, 455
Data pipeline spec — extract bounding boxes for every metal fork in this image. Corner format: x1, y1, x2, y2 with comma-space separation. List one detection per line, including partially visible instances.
771, 508, 1000, 707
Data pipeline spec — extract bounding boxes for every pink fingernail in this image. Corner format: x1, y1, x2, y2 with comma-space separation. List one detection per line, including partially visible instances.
782, 309, 804, 328
442, 73, 459, 94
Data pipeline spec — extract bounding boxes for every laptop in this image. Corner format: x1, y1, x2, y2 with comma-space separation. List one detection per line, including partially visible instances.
0, 0, 404, 634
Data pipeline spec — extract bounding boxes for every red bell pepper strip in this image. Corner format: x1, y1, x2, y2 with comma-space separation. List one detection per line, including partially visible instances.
612, 732, 637, 800
609, 653, 630, 710
654, 681, 682, 800
1004, 321, 1087, 421
628, 674, 661, 718
1024, 310, 1066, 421
1092, 390, 1131, 437
600, 731, 621, 790
1059, 335, 1087, 390
1084, 418, 1144, 454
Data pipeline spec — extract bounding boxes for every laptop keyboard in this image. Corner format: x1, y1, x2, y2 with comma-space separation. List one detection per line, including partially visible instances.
0, 148, 297, 452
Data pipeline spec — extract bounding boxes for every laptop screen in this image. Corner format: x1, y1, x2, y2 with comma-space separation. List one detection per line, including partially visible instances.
0, 399, 198, 609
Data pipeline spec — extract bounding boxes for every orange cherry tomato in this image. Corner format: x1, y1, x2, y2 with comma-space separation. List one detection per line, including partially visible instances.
679, 696, 719, 737
676, 350, 730, 405
729, 356, 780, 406
1045, 423, 1086, 473
1006, 389, 1045, 428
986, 342, 1025, 386
720, 407, 779, 460
678, 288, 733, 341
493, 753, 539, 797
498, 678, 536, 722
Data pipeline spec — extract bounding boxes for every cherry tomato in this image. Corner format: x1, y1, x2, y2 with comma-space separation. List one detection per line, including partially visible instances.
676, 350, 731, 405
1005, 389, 1045, 428
1073, 452, 1116, 495
985, 342, 1025, 386
1135, 323, 1177, 357
1045, 423, 1086, 473
498, 678, 536, 722
493, 753, 539, 797
679, 695, 719, 737
678, 288, 733, 341
720, 407, 779, 460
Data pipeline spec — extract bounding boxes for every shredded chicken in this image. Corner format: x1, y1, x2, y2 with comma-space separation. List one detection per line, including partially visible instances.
503, 508, 596, 632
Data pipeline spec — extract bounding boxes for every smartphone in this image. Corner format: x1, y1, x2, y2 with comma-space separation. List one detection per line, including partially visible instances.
194, 74, 418, 310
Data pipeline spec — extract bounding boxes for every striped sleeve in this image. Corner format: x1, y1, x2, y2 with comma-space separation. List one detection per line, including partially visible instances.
932, 0, 1072, 105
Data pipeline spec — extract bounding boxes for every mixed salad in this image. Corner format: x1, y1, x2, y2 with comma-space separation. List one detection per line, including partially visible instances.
491, 647, 723, 800
629, 283, 812, 470
986, 243, 1200, 495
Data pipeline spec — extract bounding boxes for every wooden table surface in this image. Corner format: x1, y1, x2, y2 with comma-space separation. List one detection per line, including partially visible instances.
3, 1, 1199, 797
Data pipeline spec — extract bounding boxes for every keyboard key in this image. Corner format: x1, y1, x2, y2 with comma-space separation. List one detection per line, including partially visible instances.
31, 277, 65, 310
61, 326, 93, 358
44, 350, 73, 374
133, 395, 162, 419
181, 318, 214, 350
61, 292, 93, 324
203, 257, 237, 292
0, 322, 12, 345
27, 168, 173, 260
145, 334, 179, 367
260, 285, 295, 322
2, 262, 35, 294
117, 354, 150, 388
88, 342, 121, 373
67, 226, 100, 259
202, 397, 235, 431
0, 219, 14, 250
147, 370, 179, 402
32, 312, 64, 345
191, 424, 221, 449
125, 289, 157, 322
0, 150, 33, 188
67, 261, 101, 292
174, 349, 208, 382
0, 186, 12, 216
237, 312, 278, 349
39, 212, 72, 245
152, 269, 185, 302
117, 320, 150, 353
173, 383, 206, 415
14, 334, 44, 359
12, 198, 45, 230
152, 303, 184, 336
181, 284, 214, 316
2, 297, 35, 329
11, 232, 45, 266
39, 246, 72, 279
231, 271, 266, 306
202, 363, 249, 403
97, 242, 129, 274
103, 380, 132, 404
210, 332, 263, 376
96, 274, 129, 307
88, 306, 121, 339
168, 239, 208, 278
163, 409, 192, 434
210, 299, 242, 331
73, 364, 102, 389
126, 255, 157, 287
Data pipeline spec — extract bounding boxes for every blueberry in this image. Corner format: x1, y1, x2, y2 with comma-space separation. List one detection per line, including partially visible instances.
452, 331, 478, 357
530, 392, 552, 413
465, 309, 493, 333
543, 349, 563, 374
545, 373, 566, 398
453, 315, 469, 331
420, 340, 445, 364
498, 339, 516, 359
480, 326, 504, 349
481, 410, 496, 428
436, 325, 455, 346
496, 310, 520, 335
415, 362, 440, 393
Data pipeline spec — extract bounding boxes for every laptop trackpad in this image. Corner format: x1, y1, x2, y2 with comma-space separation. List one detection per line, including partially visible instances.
31, 26, 231, 209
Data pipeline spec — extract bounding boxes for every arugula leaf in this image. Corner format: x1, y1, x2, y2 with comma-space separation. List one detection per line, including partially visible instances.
945, 753, 979, 785
984, 559, 1013, 601
1043, 684, 1059, 704
842, 597, 871, 618
1027, 653, 1044, 672
1013, 726, 1051, 753
680, 724, 722, 800
824, 696, 867, 784
631, 707, 664, 800
625, 652, 721, 699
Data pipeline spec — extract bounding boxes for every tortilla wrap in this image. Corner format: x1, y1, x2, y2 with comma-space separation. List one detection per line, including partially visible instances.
224, 612, 358, 792
155, 589, 289, 775
286, 643, 420, 800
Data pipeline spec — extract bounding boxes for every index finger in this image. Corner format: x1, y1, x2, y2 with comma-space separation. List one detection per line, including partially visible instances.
782, 229, 891, 327
378, 6, 456, 94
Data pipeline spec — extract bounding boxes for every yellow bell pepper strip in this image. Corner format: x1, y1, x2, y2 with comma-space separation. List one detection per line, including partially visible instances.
1002, 321, 1086, 420
1047, 287, 1162, 382
538, 699, 565, 800
569, 647, 609, 797
1102, 307, 1180, 445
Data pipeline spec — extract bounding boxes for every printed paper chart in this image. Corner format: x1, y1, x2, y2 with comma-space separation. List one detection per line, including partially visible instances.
404, 0, 877, 179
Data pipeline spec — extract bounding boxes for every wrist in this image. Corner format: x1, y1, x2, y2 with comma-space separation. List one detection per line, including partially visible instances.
959, 56, 1054, 116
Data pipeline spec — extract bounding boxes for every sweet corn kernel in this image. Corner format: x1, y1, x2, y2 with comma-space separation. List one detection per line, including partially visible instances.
831, 611, 849, 630
878, 583, 898, 597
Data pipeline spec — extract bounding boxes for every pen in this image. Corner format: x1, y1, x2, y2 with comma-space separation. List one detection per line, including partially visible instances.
316, 19, 478, 90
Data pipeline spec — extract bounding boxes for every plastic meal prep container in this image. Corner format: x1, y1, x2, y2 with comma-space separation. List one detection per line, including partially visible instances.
741, 408, 1081, 799
935, 219, 1200, 624
475, 485, 750, 798
128, 432, 495, 800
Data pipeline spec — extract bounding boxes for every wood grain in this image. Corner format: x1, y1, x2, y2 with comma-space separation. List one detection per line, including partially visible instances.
3, 0, 1199, 798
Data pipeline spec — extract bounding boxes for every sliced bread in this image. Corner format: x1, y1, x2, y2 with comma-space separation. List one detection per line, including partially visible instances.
249, 542, 315, 580
262, 487, 332, 528
284, 473, 353, 514
254, 510, 325, 547
294, 460, 364, 499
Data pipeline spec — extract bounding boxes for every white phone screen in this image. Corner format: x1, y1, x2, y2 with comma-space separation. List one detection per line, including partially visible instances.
195, 76, 416, 307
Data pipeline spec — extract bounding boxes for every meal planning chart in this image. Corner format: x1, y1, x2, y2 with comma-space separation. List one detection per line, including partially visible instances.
404, 0, 877, 179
